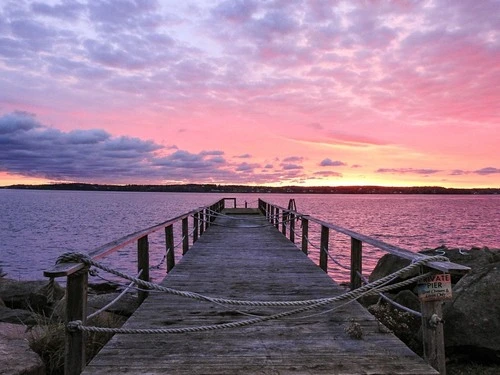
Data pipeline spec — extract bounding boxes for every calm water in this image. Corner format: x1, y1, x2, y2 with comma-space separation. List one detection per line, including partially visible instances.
0, 190, 498, 283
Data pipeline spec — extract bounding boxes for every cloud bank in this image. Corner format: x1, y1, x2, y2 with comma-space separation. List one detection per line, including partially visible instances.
0, 0, 498, 187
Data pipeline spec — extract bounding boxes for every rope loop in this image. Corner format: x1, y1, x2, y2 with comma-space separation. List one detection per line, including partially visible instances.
56, 252, 91, 266
67, 320, 82, 332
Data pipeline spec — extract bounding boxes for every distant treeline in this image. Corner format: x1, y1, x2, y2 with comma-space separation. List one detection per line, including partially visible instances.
2, 183, 499, 194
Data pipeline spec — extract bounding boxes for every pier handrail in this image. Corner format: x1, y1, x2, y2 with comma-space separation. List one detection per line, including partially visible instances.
258, 198, 470, 375
258, 199, 470, 275
44, 197, 235, 375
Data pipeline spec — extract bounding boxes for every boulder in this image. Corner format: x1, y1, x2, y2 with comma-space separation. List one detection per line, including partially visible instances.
370, 246, 499, 285
88, 281, 119, 294
88, 292, 140, 317
392, 289, 421, 313
0, 323, 45, 375
0, 306, 40, 326
443, 262, 500, 361
369, 254, 414, 283
368, 247, 500, 364
421, 246, 499, 274
0, 278, 65, 314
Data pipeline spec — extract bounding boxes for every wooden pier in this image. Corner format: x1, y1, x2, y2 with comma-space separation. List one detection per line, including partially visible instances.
80, 209, 437, 374
46, 198, 470, 374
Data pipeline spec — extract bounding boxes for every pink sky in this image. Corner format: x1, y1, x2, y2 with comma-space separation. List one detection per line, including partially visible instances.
0, 0, 499, 188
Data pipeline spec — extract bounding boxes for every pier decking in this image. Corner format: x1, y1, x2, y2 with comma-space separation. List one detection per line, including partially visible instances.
81, 209, 438, 374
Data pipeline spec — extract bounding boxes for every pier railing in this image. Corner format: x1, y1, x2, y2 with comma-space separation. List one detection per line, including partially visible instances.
44, 197, 469, 375
258, 198, 470, 375
44, 197, 236, 375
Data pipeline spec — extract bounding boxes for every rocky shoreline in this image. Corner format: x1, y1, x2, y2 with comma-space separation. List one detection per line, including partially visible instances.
1, 246, 499, 374
362, 246, 500, 363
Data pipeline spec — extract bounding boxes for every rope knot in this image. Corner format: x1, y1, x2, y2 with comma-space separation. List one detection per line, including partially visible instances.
67, 320, 83, 332
56, 252, 91, 266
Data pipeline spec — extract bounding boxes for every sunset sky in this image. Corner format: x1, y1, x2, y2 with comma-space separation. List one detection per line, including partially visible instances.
0, 0, 499, 188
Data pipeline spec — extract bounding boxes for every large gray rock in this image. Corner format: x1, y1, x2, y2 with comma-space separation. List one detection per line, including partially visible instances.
0, 278, 64, 314
370, 247, 498, 282
0, 323, 45, 375
443, 262, 500, 361
368, 247, 500, 363
0, 306, 40, 326
369, 254, 414, 283
88, 292, 140, 317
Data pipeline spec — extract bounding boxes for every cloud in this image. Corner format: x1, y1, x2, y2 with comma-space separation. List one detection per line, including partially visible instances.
1, 112, 312, 185
235, 153, 251, 158
450, 169, 468, 176
200, 150, 224, 157
376, 168, 441, 175
281, 164, 303, 171
282, 156, 304, 163
0, 112, 164, 181
236, 162, 260, 172
313, 171, 343, 178
0, 111, 41, 133
31, 1, 85, 20
474, 167, 500, 175
0, 1, 498, 188
319, 158, 346, 167
212, 0, 257, 23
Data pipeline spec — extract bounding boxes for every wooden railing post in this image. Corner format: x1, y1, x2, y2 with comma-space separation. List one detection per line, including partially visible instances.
200, 210, 205, 236
319, 225, 329, 272
182, 217, 189, 255
350, 238, 363, 290
165, 225, 175, 272
289, 212, 295, 243
64, 271, 88, 375
193, 212, 199, 243
206, 208, 211, 229
282, 210, 287, 236
421, 292, 446, 374
270, 206, 275, 225
301, 216, 309, 254
275, 208, 280, 229
137, 235, 149, 303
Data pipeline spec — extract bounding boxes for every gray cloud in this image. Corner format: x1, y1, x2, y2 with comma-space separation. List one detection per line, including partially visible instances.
236, 162, 260, 172
319, 158, 346, 167
376, 168, 441, 175
235, 153, 252, 159
282, 156, 304, 163
1, 112, 307, 185
31, 1, 85, 20
281, 164, 303, 171
474, 167, 500, 175
0, 112, 163, 181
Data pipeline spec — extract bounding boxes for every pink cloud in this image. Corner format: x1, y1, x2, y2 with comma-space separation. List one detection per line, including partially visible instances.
0, 1, 498, 188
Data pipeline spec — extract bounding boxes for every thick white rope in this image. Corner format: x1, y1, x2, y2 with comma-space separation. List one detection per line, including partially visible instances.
357, 271, 423, 317
87, 270, 143, 320
56, 253, 447, 308
69, 271, 432, 335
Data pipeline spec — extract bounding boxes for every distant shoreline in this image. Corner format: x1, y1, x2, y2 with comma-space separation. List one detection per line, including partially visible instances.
1, 183, 499, 194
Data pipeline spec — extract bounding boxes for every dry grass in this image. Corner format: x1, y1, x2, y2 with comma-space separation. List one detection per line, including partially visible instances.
28, 312, 125, 375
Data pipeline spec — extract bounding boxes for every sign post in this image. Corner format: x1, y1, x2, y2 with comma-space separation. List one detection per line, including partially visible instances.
418, 273, 452, 375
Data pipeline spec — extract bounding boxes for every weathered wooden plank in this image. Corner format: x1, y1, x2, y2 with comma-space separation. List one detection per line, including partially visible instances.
82, 213, 438, 375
